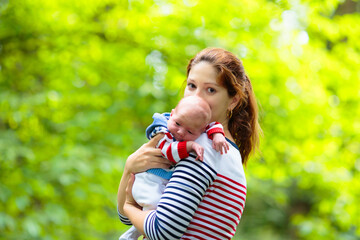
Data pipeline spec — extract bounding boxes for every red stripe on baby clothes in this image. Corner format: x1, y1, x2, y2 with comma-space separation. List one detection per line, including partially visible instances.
177, 141, 189, 160
165, 144, 176, 163
158, 138, 166, 150
205, 121, 220, 129
206, 122, 224, 139
207, 127, 225, 139
165, 132, 173, 139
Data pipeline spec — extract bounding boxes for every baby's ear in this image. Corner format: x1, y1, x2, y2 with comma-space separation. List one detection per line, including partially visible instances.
170, 109, 174, 116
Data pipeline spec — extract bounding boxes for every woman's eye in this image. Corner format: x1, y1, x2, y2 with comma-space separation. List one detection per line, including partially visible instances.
207, 88, 216, 93
187, 83, 196, 89
188, 130, 193, 134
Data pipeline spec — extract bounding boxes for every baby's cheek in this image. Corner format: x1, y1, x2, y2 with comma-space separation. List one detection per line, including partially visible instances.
191, 133, 202, 141
167, 123, 175, 133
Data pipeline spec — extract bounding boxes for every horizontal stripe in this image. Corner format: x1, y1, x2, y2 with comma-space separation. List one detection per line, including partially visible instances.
192, 214, 235, 234
143, 143, 246, 240
206, 188, 245, 210
205, 194, 243, 217
210, 183, 246, 199
193, 211, 236, 232
182, 233, 207, 240
185, 226, 225, 240
188, 221, 230, 239
217, 173, 247, 190
196, 203, 239, 226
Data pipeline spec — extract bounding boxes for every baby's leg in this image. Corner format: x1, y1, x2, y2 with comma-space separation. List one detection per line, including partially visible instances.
119, 226, 141, 240
132, 172, 169, 211
120, 173, 168, 240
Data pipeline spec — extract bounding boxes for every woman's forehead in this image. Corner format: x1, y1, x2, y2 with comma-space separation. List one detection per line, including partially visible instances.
188, 62, 218, 80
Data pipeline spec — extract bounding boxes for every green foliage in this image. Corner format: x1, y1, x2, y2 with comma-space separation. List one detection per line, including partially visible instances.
1, 0, 359, 239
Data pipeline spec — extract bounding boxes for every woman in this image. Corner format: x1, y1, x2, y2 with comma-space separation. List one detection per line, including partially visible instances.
117, 48, 261, 239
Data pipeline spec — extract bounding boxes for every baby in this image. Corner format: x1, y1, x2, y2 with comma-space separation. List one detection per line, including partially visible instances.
119, 96, 229, 240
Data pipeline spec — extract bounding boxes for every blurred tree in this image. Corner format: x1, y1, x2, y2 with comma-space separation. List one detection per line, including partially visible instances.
0, 0, 359, 239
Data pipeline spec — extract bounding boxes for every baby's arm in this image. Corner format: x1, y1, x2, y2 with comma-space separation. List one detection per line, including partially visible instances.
206, 122, 229, 154
212, 133, 229, 154
147, 113, 205, 161
159, 134, 204, 163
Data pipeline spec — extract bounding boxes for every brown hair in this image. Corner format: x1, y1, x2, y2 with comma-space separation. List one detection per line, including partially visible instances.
186, 48, 261, 165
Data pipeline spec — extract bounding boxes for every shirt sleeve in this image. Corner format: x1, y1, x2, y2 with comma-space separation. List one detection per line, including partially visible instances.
143, 156, 217, 240
117, 206, 132, 226
145, 113, 170, 140
158, 132, 189, 164
205, 121, 225, 140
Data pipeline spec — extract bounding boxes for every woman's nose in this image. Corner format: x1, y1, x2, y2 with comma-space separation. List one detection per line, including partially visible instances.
194, 89, 203, 98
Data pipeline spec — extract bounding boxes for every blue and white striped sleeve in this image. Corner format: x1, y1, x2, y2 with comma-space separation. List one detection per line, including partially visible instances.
143, 156, 217, 240
117, 206, 132, 226
145, 112, 170, 140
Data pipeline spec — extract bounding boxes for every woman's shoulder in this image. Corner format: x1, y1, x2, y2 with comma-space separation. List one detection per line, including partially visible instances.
195, 133, 246, 184
195, 133, 239, 152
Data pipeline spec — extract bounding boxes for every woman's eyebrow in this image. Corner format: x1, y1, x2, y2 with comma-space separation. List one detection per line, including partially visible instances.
204, 82, 220, 86
188, 78, 219, 86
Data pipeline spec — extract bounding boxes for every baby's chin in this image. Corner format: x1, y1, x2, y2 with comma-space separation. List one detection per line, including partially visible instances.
182, 136, 200, 142
176, 136, 193, 142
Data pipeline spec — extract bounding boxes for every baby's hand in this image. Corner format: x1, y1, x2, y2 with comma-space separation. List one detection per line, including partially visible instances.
212, 133, 229, 154
190, 142, 204, 161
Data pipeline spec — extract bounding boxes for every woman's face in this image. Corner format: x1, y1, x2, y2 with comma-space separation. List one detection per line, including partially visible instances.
184, 61, 236, 126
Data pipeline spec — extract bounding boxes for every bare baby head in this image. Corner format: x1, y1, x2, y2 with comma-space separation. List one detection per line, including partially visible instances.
168, 96, 211, 141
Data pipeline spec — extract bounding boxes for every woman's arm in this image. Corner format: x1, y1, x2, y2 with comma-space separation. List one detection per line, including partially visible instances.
117, 134, 171, 217
143, 158, 217, 239
123, 173, 150, 235
124, 137, 218, 240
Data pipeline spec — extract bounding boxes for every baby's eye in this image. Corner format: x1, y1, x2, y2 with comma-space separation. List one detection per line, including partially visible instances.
188, 130, 193, 134
176, 122, 180, 126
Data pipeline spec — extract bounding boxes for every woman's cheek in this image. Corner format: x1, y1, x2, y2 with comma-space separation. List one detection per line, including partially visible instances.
184, 89, 192, 97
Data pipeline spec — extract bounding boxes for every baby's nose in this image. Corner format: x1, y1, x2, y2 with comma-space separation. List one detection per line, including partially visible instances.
178, 129, 185, 136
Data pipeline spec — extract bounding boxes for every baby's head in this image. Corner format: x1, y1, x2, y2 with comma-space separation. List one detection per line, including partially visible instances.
168, 96, 211, 141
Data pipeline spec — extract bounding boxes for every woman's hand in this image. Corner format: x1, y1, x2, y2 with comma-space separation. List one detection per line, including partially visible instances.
118, 133, 171, 217
123, 173, 148, 236
124, 173, 141, 210
124, 133, 172, 174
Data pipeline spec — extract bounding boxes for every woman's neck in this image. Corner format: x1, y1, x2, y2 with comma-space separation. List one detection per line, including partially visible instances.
224, 129, 235, 142
219, 118, 234, 141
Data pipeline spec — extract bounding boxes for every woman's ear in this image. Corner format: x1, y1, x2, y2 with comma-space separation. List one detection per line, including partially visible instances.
229, 94, 240, 111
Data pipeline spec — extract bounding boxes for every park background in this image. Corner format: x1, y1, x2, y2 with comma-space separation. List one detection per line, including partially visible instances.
0, 0, 359, 239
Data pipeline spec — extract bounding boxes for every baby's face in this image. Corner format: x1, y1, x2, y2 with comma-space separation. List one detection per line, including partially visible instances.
168, 111, 205, 142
